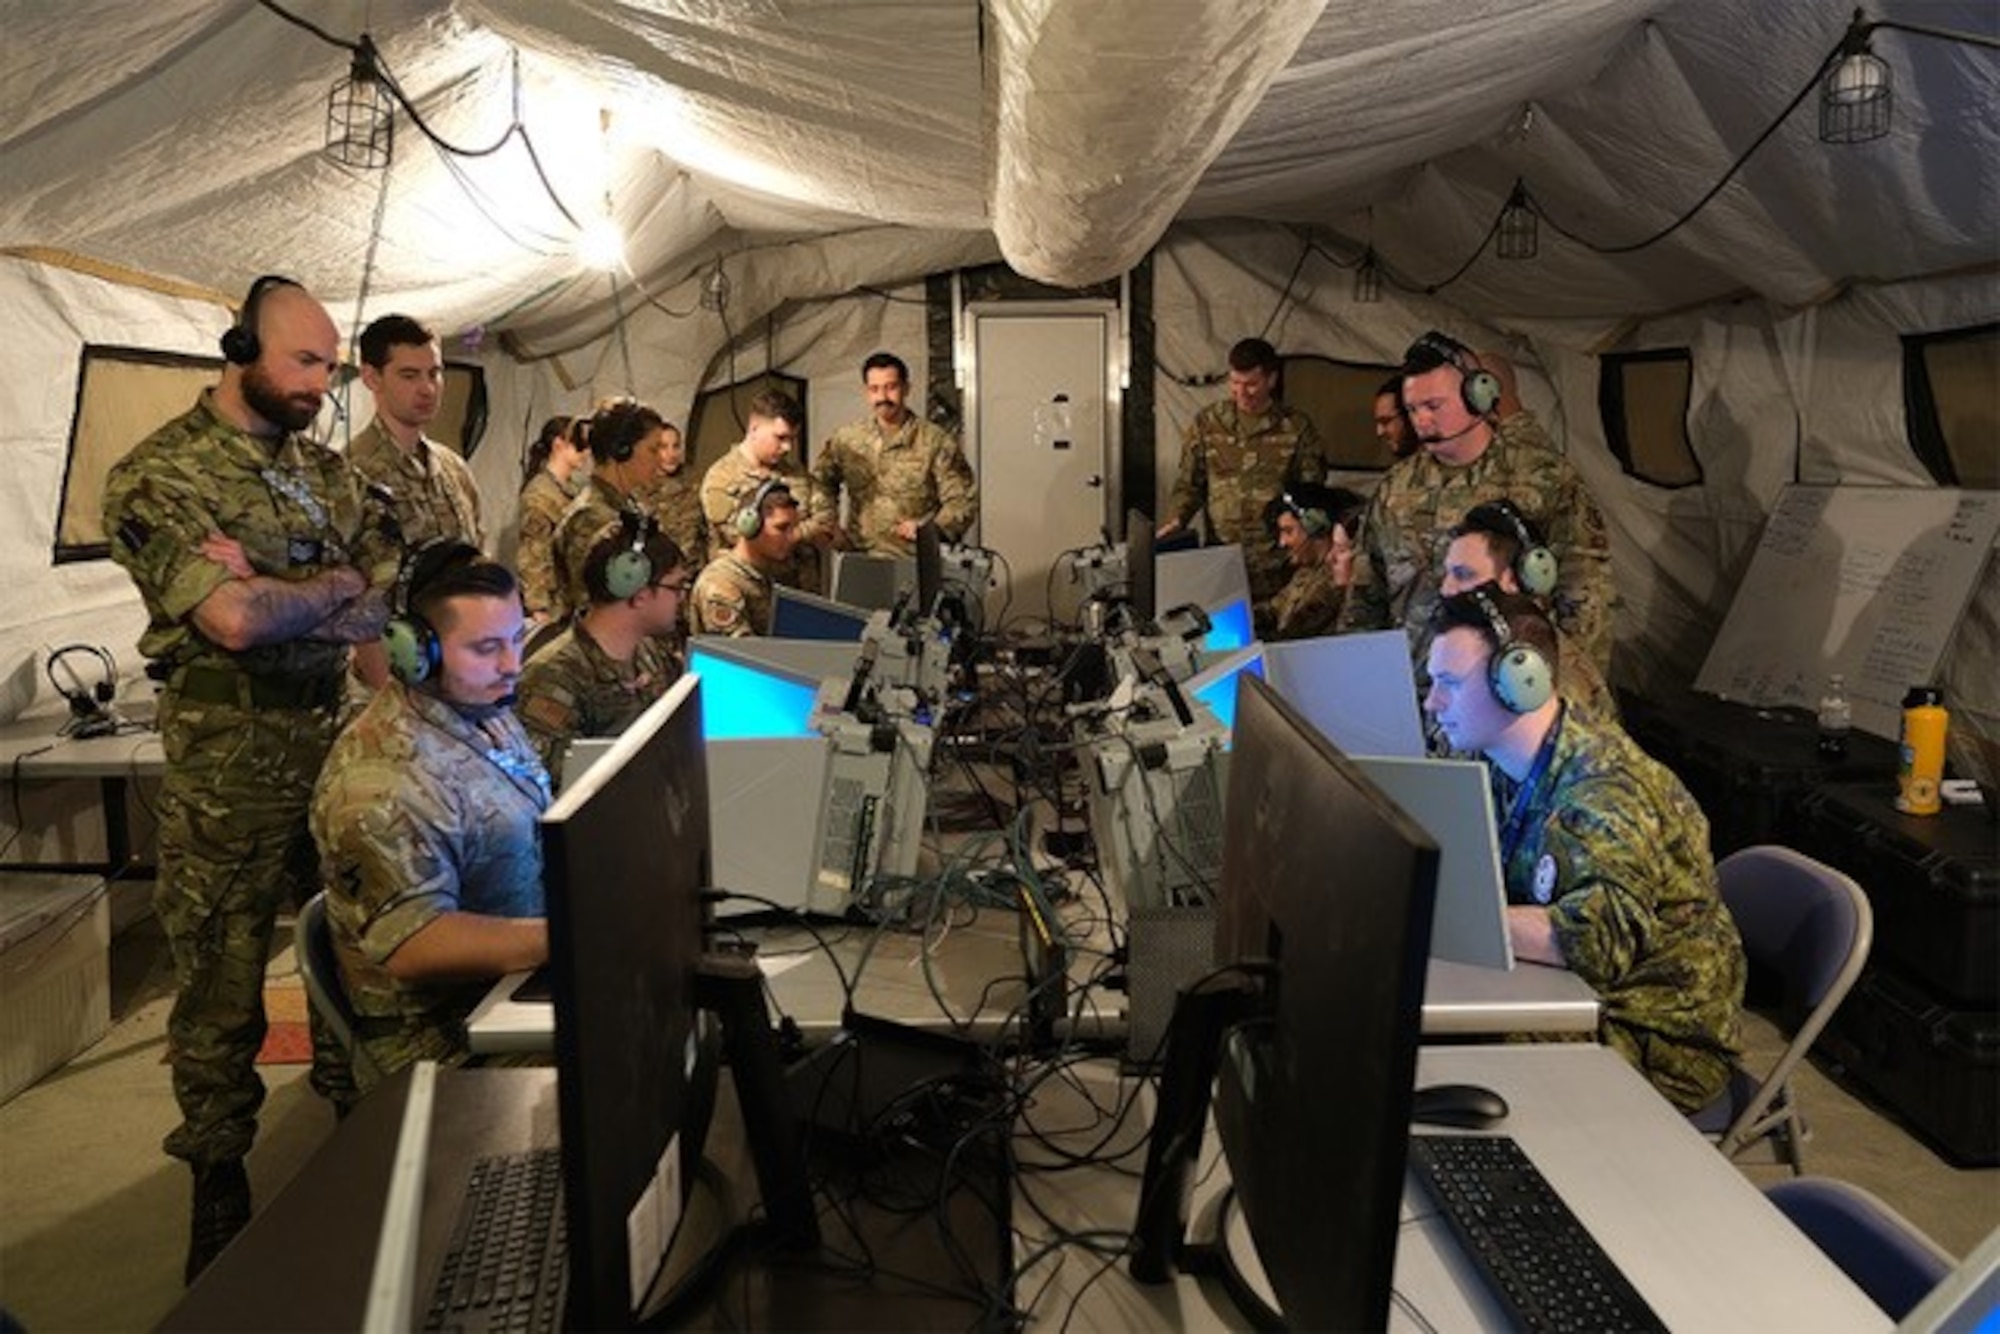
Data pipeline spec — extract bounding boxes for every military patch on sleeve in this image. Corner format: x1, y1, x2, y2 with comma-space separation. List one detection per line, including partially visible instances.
1532, 853, 1560, 905
703, 596, 742, 632
518, 694, 574, 733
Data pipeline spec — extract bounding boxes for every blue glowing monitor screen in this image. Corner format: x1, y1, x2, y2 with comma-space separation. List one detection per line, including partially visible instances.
687, 649, 819, 741
1202, 597, 1254, 652
1191, 649, 1266, 735
771, 591, 870, 642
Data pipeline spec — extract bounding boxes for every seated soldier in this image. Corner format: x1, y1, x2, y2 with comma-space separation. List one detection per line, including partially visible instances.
688, 477, 802, 637
1424, 586, 1746, 1112
1438, 499, 1618, 722
1254, 482, 1364, 641
515, 512, 688, 778
310, 543, 550, 1091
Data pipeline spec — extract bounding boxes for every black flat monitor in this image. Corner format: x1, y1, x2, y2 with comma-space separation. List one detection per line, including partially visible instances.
1126, 507, 1156, 629
770, 584, 872, 642
1133, 672, 1439, 1330
543, 674, 715, 1328
915, 519, 944, 618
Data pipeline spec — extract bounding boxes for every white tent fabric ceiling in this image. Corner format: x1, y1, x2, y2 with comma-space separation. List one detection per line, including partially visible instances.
3, 0, 1995, 345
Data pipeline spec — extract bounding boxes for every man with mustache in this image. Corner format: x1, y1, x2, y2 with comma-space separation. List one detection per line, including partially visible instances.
809, 352, 978, 557
101, 276, 400, 1281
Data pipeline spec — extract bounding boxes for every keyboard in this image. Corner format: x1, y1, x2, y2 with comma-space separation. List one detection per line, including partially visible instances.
1408, 1133, 1667, 1334
423, 1149, 568, 1334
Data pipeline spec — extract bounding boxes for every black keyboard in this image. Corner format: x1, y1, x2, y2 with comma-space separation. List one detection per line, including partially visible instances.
423, 1149, 568, 1334
1408, 1134, 1667, 1334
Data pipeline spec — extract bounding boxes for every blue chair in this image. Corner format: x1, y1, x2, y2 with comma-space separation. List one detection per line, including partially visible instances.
1689, 845, 1872, 1172
1764, 1177, 1953, 1320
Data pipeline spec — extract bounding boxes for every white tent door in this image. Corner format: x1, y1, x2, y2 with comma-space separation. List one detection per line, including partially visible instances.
968, 304, 1117, 626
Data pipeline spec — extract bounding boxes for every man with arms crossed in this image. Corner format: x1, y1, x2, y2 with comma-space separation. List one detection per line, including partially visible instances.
102, 276, 398, 1279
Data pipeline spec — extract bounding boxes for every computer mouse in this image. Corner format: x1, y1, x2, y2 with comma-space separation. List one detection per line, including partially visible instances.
1411, 1082, 1510, 1129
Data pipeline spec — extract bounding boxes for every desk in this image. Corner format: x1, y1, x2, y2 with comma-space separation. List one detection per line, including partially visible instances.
0, 711, 163, 873
465, 919, 1601, 1055
160, 1046, 1885, 1332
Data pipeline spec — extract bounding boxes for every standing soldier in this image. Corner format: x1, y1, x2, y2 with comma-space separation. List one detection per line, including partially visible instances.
1157, 337, 1327, 605
515, 414, 590, 633
700, 388, 817, 589
102, 276, 399, 1280
553, 399, 668, 615
809, 352, 977, 557
638, 418, 708, 574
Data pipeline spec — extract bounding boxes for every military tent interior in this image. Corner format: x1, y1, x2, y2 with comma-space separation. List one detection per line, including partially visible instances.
2, 0, 1999, 1326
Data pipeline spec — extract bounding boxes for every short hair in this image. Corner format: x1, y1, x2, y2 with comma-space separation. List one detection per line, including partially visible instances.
861, 351, 909, 384
1430, 586, 1561, 686
1374, 375, 1404, 402
747, 388, 803, 429
582, 515, 686, 605
1264, 482, 1365, 538
1227, 337, 1281, 375
358, 314, 437, 369
524, 415, 576, 483
587, 399, 666, 464
408, 545, 517, 632
753, 481, 799, 525
1401, 329, 1476, 379
1452, 501, 1545, 573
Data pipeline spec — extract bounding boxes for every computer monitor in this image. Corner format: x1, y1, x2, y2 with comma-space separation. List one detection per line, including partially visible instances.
831, 550, 913, 611
1263, 630, 1426, 758
1354, 756, 1514, 971
686, 640, 821, 741
915, 520, 944, 618
1185, 644, 1266, 738
1157, 544, 1253, 650
771, 585, 872, 642
1133, 673, 1439, 1330
360, 1061, 439, 1333
543, 675, 714, 1327
1126, 507, 1157, 628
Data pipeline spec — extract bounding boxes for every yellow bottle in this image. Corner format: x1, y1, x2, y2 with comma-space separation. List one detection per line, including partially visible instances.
1895, 686, 1948, 816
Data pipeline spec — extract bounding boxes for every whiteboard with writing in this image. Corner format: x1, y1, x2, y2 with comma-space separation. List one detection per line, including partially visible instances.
1696, 485, 2000, 740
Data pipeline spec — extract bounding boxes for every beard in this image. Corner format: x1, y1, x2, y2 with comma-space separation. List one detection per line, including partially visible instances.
241, 363, 321, 433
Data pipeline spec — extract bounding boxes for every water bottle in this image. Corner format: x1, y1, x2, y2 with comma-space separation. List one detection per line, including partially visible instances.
1895, 685, 1949, 816
1816, 674, 1852, 760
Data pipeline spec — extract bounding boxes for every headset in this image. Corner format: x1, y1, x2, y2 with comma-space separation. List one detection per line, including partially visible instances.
1277, 489, 1332, 538
598, 508, 658, 601
1407, 330, 1501, 417
219, 274, 301, 366
732, 476, 792, 540
47, 644, 119, 737
382, 539, 481, 685
1465, 498, 1559, 598
1465, 583, 1555, 714
591, 399, 647, 463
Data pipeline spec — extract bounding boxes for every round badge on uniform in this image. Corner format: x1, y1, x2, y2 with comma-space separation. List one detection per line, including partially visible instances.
1532, 854, 1559, 904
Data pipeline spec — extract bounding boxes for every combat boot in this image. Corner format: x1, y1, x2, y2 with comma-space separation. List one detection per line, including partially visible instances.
184, 1158, 251, 1284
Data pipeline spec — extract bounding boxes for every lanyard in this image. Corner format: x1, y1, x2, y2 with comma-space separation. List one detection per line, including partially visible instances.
1497, 708, 1564, 869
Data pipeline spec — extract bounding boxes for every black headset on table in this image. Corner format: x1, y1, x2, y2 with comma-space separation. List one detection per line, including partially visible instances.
1464, 583, 1555, 714
47, 644, 120, 737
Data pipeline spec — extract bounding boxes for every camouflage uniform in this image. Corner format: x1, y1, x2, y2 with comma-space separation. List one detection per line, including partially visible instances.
310, 682, 549, 1090
102, 391, 397, 1164
1164, 400, 1326, 604
1257, 559, 1346, 642
1555, 627, 1619, 725
1494, 407, 1557, 456
1339, 431, 1612, 673
515, 468, 581, 622
1493, 706, 1745, 1111
552, 475, 638, 615
641, 467, 710, 573
699, 448, 816, 590
809, 413, 978, 557
345, 422, 484, 549
515, 622, 681, 777
689, 552, 776, 637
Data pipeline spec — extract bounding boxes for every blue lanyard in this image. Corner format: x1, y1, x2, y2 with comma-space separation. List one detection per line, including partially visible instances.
1498, 708, 1564, 870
